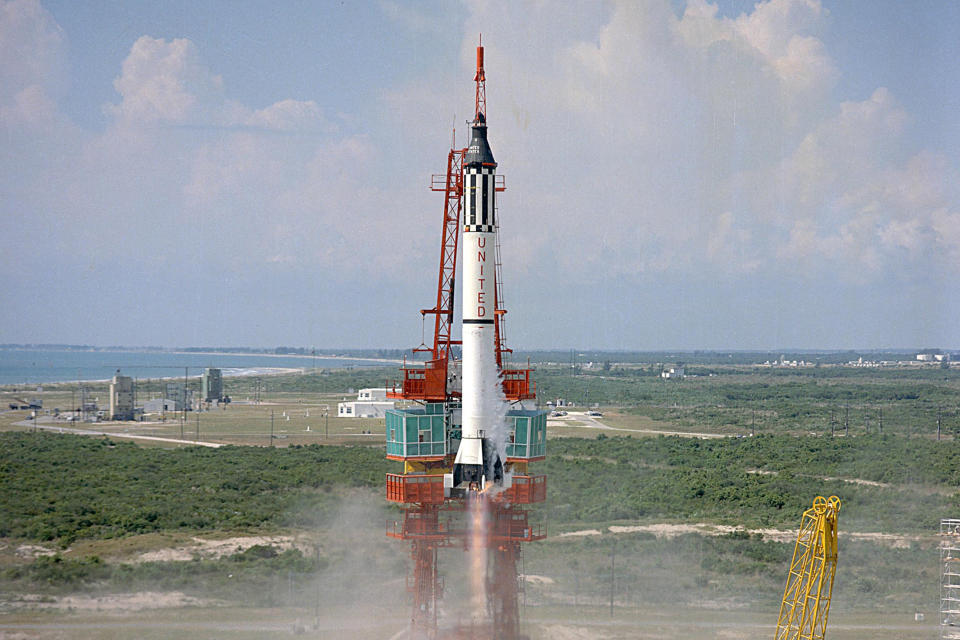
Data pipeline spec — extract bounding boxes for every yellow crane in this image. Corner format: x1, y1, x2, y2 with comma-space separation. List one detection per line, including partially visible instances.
774, 495, 842, 640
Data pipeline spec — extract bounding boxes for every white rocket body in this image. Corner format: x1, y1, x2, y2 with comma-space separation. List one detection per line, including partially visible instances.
452, 114, 503, 489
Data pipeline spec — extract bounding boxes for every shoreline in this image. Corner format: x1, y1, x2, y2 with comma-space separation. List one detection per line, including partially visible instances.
3, 366, 323, 388
0, 348, 404, 387
166, 349, 404, 365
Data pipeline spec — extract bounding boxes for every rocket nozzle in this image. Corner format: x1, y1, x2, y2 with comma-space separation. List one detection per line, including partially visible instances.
475, 44, 485, 83
452, 437, 503, 490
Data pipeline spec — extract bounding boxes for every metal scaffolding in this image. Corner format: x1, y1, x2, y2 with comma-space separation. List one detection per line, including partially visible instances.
774, 495, 841, 640
941, 519, 960, 639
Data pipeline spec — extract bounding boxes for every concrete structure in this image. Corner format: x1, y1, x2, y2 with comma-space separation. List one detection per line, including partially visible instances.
109, 374, 135, 421
201, 368, 223, 402
143, 398, 177, 413
337, 388, 394, 418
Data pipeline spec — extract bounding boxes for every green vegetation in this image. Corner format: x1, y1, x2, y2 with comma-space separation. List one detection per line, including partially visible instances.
534, 365, 960, 436
0, 433, 392, 543
540, 434, 959, 532
4, 547, 322, 605
5, 431, 956, 551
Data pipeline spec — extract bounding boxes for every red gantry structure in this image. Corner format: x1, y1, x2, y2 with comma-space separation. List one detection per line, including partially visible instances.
385, 38, 547, 640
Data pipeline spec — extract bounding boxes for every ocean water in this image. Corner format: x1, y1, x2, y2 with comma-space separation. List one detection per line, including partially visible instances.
0, 349, 394, 385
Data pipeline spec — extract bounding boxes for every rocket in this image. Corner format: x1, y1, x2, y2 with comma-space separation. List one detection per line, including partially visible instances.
451, 52, 504, 490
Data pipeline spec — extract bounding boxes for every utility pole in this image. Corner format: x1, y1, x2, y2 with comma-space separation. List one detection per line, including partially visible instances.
844, 405, 849, 437
878, 407, 883, 434
938, 406, 942, 441
271, 410, 275, 447
325, 412, 329, 440
195, 410, 200, 442
182, 366, 188, 436
522, 548, 527, 609
609, 538, 616, 619
315, 545, 322, 629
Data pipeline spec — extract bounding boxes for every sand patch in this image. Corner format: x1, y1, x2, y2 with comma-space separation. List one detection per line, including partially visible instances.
15, 544, 57, 560
821, 475, 890, 488
747, 469, 892, 488
557, 529, 602, 538
135, 534, 311, 563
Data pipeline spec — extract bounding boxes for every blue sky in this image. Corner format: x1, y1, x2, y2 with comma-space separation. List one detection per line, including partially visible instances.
2, 0, 959, 350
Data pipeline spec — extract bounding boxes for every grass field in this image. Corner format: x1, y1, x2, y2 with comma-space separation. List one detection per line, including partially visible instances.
1, 389, 387, 447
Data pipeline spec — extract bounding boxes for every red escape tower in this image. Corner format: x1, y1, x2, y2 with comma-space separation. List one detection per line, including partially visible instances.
385, 38, 547, 639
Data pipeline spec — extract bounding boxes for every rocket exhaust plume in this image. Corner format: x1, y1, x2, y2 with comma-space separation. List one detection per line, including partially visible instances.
468, 491, 489, 621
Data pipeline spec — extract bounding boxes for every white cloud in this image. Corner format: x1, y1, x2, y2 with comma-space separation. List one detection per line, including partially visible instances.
107, 36, 235, 126
105, 37, 335, 139
245, 99, 329, 133
0, 0, 64, 100
0, 84, 56, 130
731, 0, 824, 58
0, 0, 66, 133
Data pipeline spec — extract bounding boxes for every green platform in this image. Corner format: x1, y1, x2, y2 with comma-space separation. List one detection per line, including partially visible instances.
386, 403, 546, 460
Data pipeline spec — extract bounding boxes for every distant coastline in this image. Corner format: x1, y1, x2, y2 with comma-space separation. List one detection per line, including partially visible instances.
0, 347, 401, 386
167, 349, 404, 365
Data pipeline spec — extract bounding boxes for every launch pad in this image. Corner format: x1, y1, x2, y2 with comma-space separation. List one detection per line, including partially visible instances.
384, 39, 547, 640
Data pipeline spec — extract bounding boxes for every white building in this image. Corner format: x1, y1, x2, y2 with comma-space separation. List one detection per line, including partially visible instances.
661, 366, 685, 379
337, 388, 395, 418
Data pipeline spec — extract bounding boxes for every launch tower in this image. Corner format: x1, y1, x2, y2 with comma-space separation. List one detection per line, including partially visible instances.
385, 39, 547, 639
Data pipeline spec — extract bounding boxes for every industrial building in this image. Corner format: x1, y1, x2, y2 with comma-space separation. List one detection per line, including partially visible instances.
661, 365, 685, 379
337, 388, 394, 418
201, 368, 223, 402
142, 398, 177, 413
109, 373, 135, 420
164, 382, 193, 411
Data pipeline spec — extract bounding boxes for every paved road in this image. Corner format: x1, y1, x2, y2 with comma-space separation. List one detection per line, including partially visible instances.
13, 419, 223, 448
